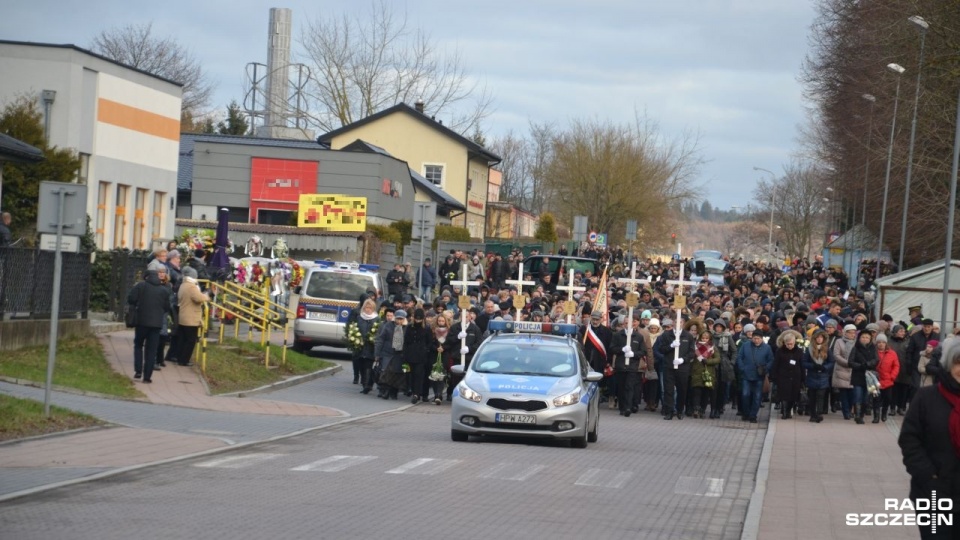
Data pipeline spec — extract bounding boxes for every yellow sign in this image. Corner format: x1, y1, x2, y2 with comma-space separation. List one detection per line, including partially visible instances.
625, 292, 640, 308
297, 194, 367, 231
673, 295, 687, 309
563, 300, 577, 315
513, 294, 527, 309
458, 295, 472, 310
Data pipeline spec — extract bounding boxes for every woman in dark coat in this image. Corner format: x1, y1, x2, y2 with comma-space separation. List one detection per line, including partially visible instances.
801, 329, 835, 423
849, 331, 879, 424
403, 308, 433, 404
374, 310, 407, 400
899, 338, 960, 539
355, 298, 381, 394
770, 329, 804, 419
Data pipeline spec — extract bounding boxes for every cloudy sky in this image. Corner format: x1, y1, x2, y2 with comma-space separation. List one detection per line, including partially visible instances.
2, 0, 818, 210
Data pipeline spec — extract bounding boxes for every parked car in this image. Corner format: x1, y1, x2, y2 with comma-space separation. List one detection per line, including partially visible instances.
689, 257, 730, 288
522, 255, 602, 282
692, 249, 723, 260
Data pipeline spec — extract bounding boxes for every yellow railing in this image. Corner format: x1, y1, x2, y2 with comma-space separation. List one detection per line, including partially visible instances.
197, 278, 294, 369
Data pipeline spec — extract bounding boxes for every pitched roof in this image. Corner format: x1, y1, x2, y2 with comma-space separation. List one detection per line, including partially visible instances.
341, 139, 465, 211
0, 133, 44, 163
318, 102, 501, 164
825, 224, 881, 250
178, 132, 324, 190
0, 40, 183, 87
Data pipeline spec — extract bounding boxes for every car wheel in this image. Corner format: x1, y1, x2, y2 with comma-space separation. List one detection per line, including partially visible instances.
292, 340, 309, 354
451, 430, 469, 442
587, 412, 599, 443
570, 429, 588, 449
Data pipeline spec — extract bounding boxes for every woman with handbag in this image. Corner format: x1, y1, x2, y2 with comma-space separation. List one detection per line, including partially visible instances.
770, 329, 804, 419
849, 330, 879, 425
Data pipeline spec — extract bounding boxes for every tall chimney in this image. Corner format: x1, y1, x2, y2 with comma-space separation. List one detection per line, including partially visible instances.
264, 8, 292, 130
415, 98, 425, 114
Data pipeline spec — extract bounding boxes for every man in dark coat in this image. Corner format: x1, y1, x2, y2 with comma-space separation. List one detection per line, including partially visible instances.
439, 255, 458, 291
736, 332, 774, 423
578, 311, 613, 374
657, 317, 696, 420
386, 263, 408, 301
610, 313, 652, 417
906, 318, 938, 399
446, 307, 483, 400
127, 268, 173, 383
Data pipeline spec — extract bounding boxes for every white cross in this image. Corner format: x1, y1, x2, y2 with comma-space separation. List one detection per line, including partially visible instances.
665, 244, 698, 369
615, 261, 650, 365
449, 263, 474, 367
556, 268, 586, 324
505, 262, 537, 293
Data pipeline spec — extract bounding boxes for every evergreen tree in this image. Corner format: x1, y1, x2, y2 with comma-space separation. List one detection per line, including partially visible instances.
217, 100, 248, 135
0, 96, 81, 240
534, 212, 558, 243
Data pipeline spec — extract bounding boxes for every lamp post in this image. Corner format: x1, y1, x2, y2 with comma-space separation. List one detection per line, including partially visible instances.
861, 94, 876, 228
940, 87, 960, 338
877, 63, 906, 285
753, 166, 777, 262
898, 15, 930, 273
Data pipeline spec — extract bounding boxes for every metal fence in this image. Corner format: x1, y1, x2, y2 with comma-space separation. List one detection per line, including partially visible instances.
0, 247, 92, 319
105, 252, 152, 321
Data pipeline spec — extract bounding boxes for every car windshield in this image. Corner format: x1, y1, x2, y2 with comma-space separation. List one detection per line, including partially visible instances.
698, 259, 728, 274
693, 250, 722, 260
473, 341, 578, 377
305, 272, 375, 301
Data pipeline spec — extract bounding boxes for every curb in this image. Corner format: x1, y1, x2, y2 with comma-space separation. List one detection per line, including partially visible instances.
0, 403, 413, 504
0, 424, 114, 447
741, 412, 776, 540
219, 364, 343, 398
0, 376, 146, 402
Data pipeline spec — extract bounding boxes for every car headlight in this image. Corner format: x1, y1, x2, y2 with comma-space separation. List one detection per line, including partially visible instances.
553, 390, 581, 407
458, 382, 482, 403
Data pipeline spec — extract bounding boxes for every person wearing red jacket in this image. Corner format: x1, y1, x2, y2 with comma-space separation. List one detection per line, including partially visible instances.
875, 333, 900, 423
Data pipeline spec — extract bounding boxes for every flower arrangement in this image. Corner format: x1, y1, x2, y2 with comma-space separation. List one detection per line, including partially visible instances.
251, 263, 265, 286
287, 259, 304, 288
345, 322, 364, 352
233, 260, 249, 285
428, 353, 446, 381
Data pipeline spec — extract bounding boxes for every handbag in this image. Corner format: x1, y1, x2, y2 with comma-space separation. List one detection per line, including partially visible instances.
865, 370, 881, 398
124, 283, 142, 328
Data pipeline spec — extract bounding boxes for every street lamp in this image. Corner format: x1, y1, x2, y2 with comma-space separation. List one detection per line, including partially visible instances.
877, 63, 906, 285
940, 86, 960, 337
861, 94, 876, 228
898, 15, 930, 273
754, 166, 777, 262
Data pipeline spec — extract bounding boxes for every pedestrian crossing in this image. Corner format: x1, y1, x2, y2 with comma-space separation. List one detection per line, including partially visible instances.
192, 452, 724, 495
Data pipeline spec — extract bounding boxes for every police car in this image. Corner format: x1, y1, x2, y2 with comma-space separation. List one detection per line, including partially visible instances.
293, 261, 383, 352
450, 321, 603, 448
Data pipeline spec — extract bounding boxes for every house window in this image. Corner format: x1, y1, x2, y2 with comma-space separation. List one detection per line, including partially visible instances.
134, 188, 148, 249
95, 181, 109, 249
113, 184, 129, 248
424, 164, 444, 187
152, 192, 165, 243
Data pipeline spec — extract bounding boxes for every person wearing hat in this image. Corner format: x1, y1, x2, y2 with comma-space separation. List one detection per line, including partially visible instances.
610, 312, 653, 417
874, 333, 900, 422
918, 339, 941, 388
375, 309, 408, 399
712, 319, 736, 418
127, 267, 173, 383
735, 323, 774, 423
889, 324, 911, 416
175, 266, 209, 367
831, 324, 859, 420
643, 318, 663, 412
906, 319, 939, 400
657, 315, 697, 420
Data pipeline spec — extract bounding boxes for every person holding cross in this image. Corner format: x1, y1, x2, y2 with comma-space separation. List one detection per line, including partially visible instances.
611, 311, 653, 417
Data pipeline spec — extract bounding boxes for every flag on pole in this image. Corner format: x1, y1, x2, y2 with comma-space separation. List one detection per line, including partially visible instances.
583, 263, 610, 353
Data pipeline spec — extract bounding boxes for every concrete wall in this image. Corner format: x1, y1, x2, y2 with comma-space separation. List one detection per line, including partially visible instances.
0, 319, 91, 352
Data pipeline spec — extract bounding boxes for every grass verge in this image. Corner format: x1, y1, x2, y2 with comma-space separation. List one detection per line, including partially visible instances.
0, 334, 143, 399
201, 337, 336, 395
0, 394, 104, 442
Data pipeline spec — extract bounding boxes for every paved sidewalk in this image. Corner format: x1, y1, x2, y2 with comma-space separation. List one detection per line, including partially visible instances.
755, 411, 915, 540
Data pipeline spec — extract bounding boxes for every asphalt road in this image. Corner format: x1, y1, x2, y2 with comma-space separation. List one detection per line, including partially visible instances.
0, 404, 765, 540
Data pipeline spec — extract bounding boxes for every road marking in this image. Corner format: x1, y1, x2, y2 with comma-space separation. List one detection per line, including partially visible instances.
385, 458, 461, 475
291, 455, 377, 472
674, 476, 725, 497
194, 453, 283, 469
478, 463, 546, 481
574, 469, 634, 489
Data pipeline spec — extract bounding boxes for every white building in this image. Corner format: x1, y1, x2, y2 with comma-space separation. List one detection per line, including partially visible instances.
0, 40, 182, 250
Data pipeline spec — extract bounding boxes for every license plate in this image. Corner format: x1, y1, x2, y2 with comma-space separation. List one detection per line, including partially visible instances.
306, 312, 337, 321
495, 413, 536, 424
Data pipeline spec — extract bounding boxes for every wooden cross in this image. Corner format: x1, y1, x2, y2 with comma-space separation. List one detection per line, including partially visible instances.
556, 268, 586, 324
615, 261, 650, 365
665, 244, 698, 369
505, 261, 537, 293
449, 263, 475, 367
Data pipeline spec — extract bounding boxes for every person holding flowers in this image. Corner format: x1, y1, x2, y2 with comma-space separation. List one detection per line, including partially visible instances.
347, 298, 381, 394
428, 313, 453, 405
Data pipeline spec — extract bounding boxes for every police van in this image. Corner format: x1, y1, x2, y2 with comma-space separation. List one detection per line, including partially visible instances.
292, 261, 383, 352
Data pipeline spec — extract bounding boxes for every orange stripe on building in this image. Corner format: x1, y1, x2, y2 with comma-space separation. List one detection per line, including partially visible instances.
97, 98, 180, 141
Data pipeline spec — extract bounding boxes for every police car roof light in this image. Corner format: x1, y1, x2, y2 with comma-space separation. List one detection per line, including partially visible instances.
358, 263, 379, 273
487, 320, 578, 336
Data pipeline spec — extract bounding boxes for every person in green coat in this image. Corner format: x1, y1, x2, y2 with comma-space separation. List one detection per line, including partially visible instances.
690, 330, 721, 419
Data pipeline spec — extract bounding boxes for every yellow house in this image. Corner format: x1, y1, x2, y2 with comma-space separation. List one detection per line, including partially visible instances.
318, 102, 501, 239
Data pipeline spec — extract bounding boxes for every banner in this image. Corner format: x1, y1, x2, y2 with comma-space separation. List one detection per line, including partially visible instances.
297, 194, 367, 231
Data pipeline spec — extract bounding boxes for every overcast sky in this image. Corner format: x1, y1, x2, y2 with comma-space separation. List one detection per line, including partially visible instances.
2, 0, 818, 211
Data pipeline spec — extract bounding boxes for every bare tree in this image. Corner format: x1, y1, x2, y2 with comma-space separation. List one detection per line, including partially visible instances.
753, 161, 829, 260
489, 130, 530, 209
91, 22, 214, 119
544, 114, 702, 250
299, 0, 493, 135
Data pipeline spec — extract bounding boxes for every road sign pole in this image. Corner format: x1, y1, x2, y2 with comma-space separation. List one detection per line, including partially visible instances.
44, 187, 69, 417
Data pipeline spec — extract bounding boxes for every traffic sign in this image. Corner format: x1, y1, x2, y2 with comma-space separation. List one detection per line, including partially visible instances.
595, 233, 607, 247
588, 231, 598, 243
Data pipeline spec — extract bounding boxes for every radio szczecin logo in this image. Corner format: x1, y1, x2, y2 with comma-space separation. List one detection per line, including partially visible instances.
846, 494, 953, 530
